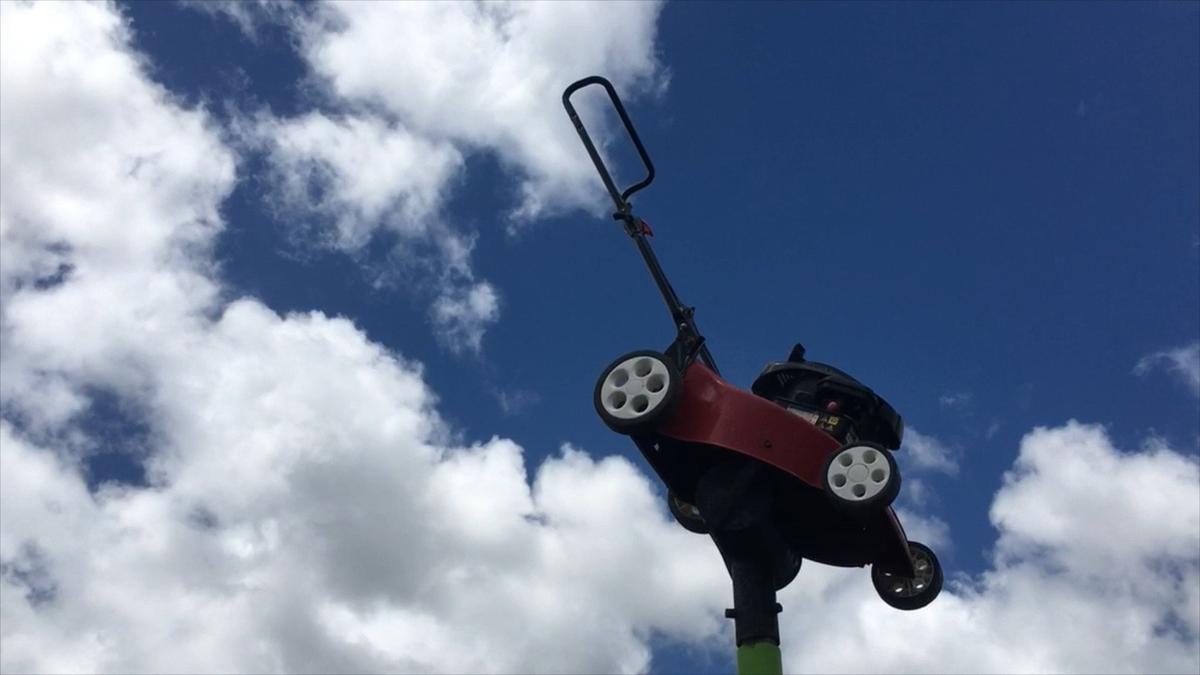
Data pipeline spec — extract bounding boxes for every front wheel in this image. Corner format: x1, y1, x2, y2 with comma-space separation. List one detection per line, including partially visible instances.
872, 541, 943, 610
594, 350, 681, 435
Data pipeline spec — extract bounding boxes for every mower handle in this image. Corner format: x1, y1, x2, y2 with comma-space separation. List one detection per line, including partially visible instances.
562, 76, 656, 211
562, 76, 719, 375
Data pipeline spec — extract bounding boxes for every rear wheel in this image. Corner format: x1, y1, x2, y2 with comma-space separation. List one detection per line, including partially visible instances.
594, 350, 681, 434
872, 541, 943, 610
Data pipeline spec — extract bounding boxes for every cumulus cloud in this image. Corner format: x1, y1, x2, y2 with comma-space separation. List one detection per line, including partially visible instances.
900, 427, 959, 475
243, 103, 499, 353
430, 280, 500, 355
178, 0, 298, 41
1, 390, 728, 674
1135, 342, 1200, 398
0, 0, 233, 430
290, 1, 667, 223
245, 111, 506, 350
2, 418, 729, 674
0, 5, 723, 673
227, 1, 667, 354
250, 112, 464, 251
777, 421, 1199, 674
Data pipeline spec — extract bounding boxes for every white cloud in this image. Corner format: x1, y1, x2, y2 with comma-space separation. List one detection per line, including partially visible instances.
250, 112, 464, 251
430, 280, 501, 355
900, 427, 959, 475
0, 0, 234, 431
291, 1, 667, 223
1135, 342, 1200, 398
493, 388, 542, 416
776, 421, 1199, 674
244, 109, 501, 353
938, 391, 972, 410
1, 417, 728, 673
234, 1, 668, 353
1, 306, 731, 671
0, 4, 723, 673
178, 0, 298, 41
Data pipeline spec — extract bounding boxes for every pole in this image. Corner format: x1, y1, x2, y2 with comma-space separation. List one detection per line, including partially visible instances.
724, 554, 784, 675
707, 515, 785, 675
737, 642, 783, 675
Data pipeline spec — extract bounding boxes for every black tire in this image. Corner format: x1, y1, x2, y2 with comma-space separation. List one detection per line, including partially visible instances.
820, 442, 900, 515
667, 490, 708, 534
593, 350, 682, 435
872, 541, 943, 610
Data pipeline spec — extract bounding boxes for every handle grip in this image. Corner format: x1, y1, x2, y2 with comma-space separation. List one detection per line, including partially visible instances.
562, 76, 656, 212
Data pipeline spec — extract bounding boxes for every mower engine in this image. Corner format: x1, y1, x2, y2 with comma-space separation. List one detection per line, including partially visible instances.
751, 344, 904, 450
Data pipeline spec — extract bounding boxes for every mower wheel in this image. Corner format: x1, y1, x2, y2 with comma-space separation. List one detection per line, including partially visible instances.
667, 490, 708, 534
872, 541, 943, 610
821, 442, 900, 514
594, 350, 681, 434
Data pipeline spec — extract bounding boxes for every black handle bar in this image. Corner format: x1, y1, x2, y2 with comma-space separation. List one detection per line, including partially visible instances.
561, 76, 719, 375
562, 76, 655, 212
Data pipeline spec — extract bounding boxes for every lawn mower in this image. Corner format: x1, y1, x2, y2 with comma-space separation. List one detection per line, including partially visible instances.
563, 76, 943, 673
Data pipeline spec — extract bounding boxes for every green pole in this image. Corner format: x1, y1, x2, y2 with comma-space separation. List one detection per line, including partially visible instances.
736, 640, 783, 675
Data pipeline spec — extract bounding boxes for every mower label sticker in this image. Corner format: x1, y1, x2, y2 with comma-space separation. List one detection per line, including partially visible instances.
818, 415, 843, 431
787, 407, 819, 424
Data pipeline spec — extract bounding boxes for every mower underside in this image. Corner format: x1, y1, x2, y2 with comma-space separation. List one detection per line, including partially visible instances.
634, 427, 914, 577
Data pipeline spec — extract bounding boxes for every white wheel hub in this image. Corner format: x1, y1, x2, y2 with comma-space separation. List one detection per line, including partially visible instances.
883, 551, 935, 597
827, 445, 891, 502
600, 355, 671, 420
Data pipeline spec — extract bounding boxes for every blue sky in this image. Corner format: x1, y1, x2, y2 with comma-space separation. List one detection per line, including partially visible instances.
1, 2, 1198, 674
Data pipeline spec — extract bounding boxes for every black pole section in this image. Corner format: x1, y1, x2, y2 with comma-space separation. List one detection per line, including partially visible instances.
702, 473, 782, 653
724, 555, 782, 648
